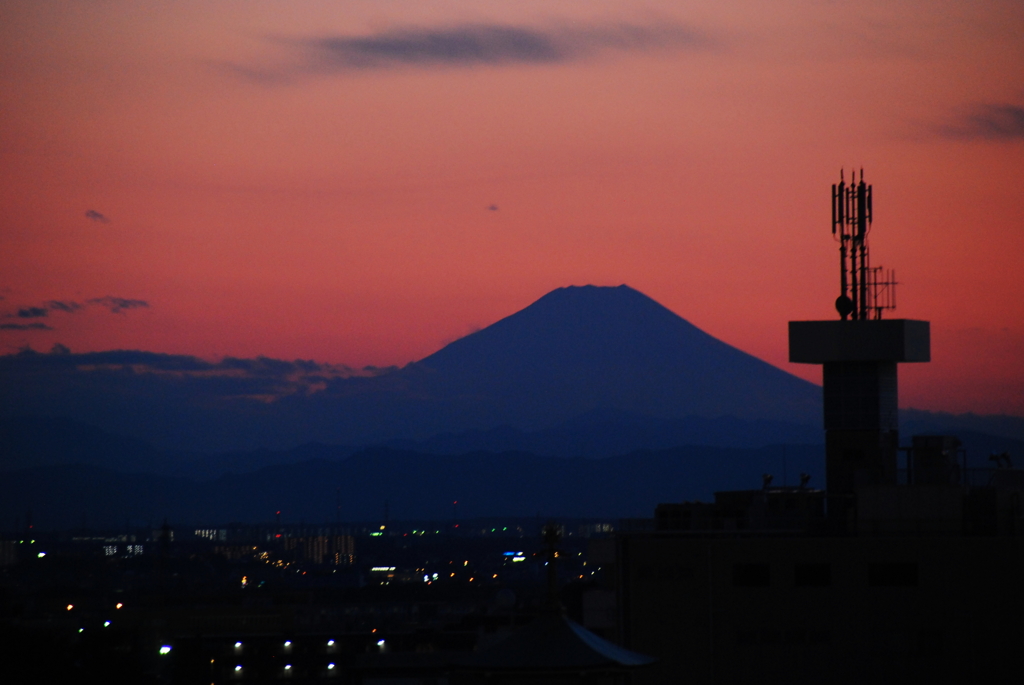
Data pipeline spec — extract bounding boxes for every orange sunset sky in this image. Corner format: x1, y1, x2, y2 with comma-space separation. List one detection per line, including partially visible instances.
1, 1, 1022, 415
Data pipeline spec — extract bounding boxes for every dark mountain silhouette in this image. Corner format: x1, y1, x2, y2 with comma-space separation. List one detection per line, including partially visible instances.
0, 445, 826, 529
381, 407, 823, 459
4, 410, 1017, 487
0, 285, 822, 451
3, 423, 1022, 529
0, 411, 817, 480
409, 285, 821, 429
901, 409, 1024, 444
0, 416, 163, 472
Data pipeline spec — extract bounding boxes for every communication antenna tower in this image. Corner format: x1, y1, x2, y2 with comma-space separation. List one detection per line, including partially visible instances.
831, 169, 897, 320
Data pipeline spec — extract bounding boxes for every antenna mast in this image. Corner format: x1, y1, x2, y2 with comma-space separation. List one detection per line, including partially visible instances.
831, 169, 896, 320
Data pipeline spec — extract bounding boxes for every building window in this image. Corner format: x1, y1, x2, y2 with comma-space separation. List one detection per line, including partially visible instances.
733, 563, 770, 587
794, 563, 831, 587
868, 562, 918, 587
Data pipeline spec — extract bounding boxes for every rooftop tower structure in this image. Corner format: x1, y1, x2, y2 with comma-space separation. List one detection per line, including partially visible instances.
789, 171, 930, 512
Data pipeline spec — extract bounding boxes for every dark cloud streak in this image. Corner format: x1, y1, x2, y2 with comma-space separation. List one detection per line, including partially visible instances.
85, 210, 110, 223
87, 297, 149, 313
941, 104, 1024, 140
47, 301, 83, 313
0, 297, 147, 334
1, 322, 52, 330
230, 22, 709, 81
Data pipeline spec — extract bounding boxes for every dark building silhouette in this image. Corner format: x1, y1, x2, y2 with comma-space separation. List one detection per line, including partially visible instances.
612, 172, 1024, 684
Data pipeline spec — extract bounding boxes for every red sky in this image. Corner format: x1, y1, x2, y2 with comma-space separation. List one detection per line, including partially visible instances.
2, 1, 1022, 415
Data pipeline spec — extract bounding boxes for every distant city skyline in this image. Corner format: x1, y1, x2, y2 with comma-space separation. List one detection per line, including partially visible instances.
1, 1, 1022, 416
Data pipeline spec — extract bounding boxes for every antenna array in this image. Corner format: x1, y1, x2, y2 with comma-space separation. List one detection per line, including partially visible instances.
831, 169, 896, 320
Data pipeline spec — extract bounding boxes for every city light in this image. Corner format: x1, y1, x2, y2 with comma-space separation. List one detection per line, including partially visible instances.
234, 641, 243, 648
377, 639, 385, 646
284, 641, 292, 647
115, 603, 123, 609
159, 646, 172, 655
327, 640, 335, 646
37, 552, 46, 558
285, 665, 292, 670
235, 665, 242, 672
66, 604, 73, 611
104, 621, 111, 627
328, 663, 336, 670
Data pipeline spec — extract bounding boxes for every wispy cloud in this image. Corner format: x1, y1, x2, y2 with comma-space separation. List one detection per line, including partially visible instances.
229, 22, 709, 82
47, 300, 83, 313
1, 296, 148, 333
0, 322, 52, 330
1, 347, 367, 403
86, 297, 149, 313
85, 209, 110, 223
940, 104, 1024, 140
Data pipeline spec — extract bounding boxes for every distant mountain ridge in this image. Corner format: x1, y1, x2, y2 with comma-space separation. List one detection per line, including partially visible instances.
0, 285, 822, 451
3, 285, 1022, 458
3, 411, 1021, 483
4, 283, 1023, 527
0, 411, 819, 478
381, 408, 823, 459
0, 444, 827, 529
